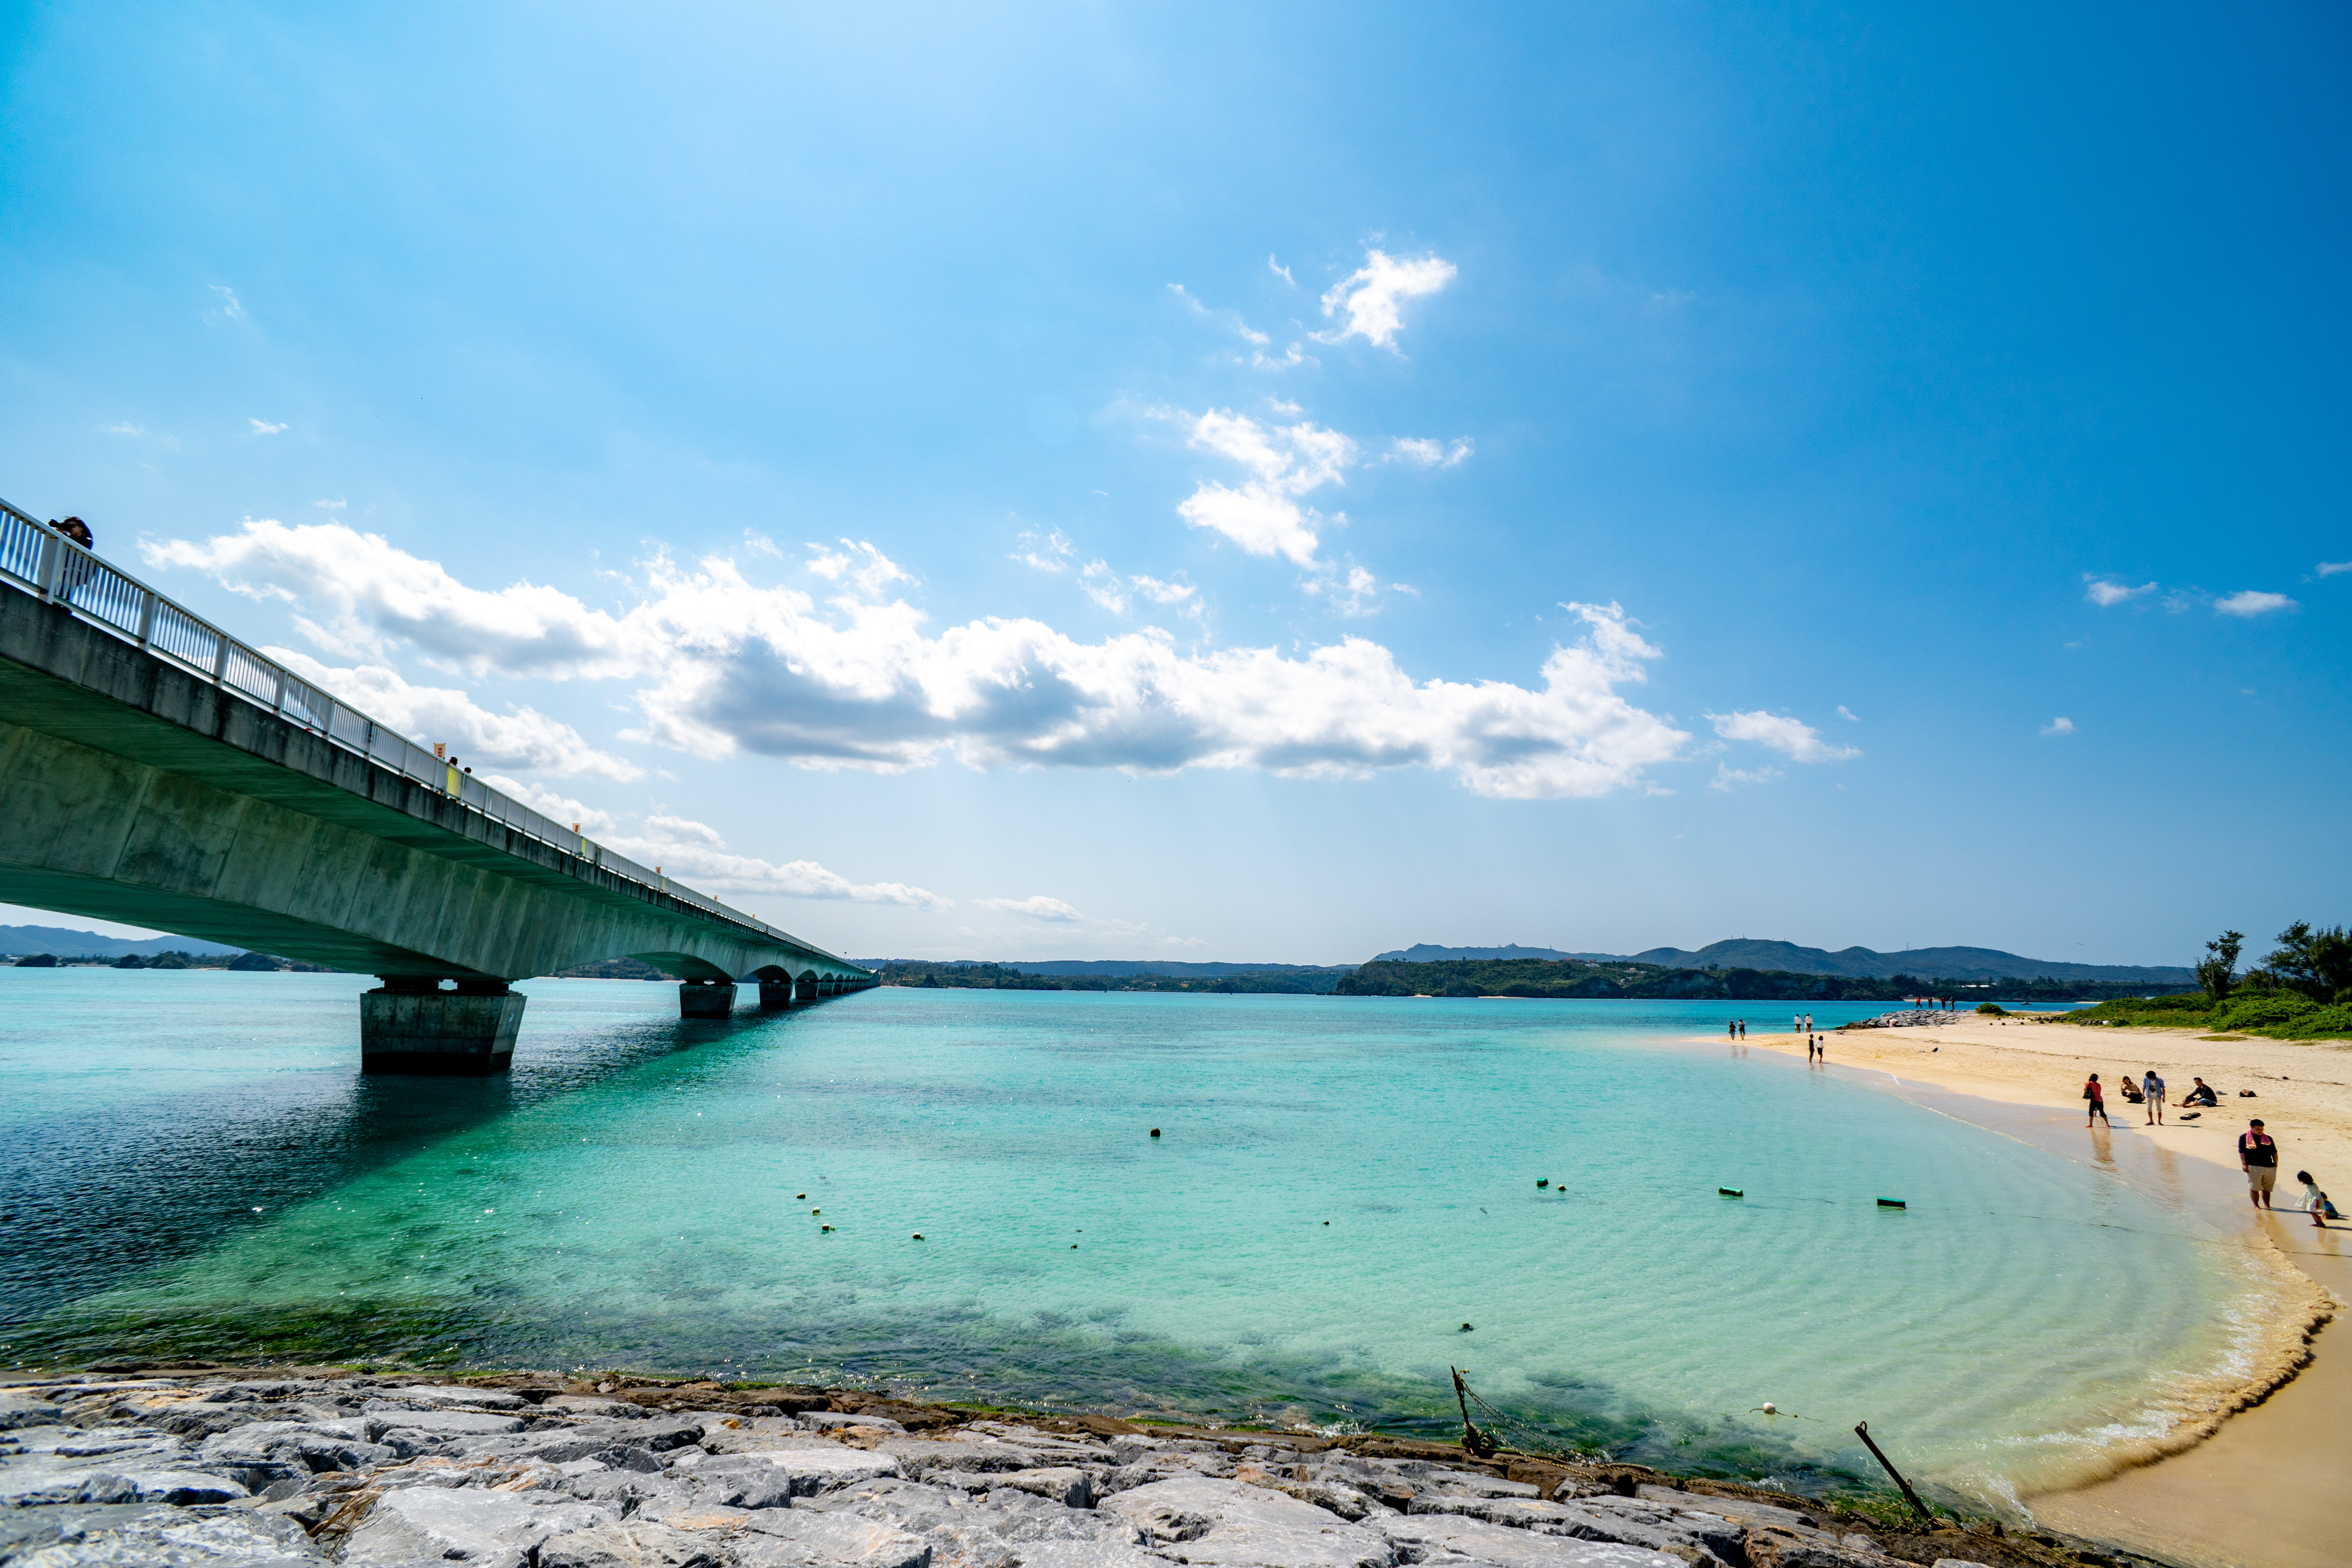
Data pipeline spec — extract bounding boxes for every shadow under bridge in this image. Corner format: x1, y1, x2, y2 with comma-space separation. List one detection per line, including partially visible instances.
0, 498, 876, 1074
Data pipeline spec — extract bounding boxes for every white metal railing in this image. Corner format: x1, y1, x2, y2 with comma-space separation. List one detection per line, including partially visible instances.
0, 495, 863, 971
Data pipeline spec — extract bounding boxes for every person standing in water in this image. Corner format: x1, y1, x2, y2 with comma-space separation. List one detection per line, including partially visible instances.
2141, 1068, 2166, 1126
2084, 1073, 2109, 1127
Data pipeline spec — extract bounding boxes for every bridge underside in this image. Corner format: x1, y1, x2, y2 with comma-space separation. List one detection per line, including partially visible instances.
1, 587, 874, 1071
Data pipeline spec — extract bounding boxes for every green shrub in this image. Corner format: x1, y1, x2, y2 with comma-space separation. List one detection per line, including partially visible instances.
1975, 1002, 2007, 1016
2272, 1004, 2352, 1042
2214, 993, 2318, 1031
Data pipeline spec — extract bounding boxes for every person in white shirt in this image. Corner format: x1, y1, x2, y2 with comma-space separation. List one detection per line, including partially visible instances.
2141, 1069, 2165, 1126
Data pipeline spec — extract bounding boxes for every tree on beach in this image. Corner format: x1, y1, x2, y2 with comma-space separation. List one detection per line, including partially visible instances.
2251, 922, 2352, 1002
2196, 930, 2243, 1000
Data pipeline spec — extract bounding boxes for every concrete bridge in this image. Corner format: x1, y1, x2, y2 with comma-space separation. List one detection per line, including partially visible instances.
0, 499, 875, 1073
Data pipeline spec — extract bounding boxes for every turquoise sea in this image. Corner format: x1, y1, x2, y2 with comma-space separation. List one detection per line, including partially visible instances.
0, 973, 2291, 1509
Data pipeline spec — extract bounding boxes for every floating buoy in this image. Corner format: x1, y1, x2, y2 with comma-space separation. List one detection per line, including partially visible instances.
1150, 1128, 1161, 1137
1877, 1198, 1906, 1209
820, 1225, 833, 1232
912, 1233, 925, 1240
1322, 1220, 1330, 1225
1459, 1322, 1474, 1332
1070, 1243, 1078, 1249
796, 1193, 806, 1199
1537, 1179, 1549, 1188
811, 1209, 820, 1216
1719, 1188, 1743, 1198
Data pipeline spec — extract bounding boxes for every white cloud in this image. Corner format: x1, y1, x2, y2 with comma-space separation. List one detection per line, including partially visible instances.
805, 539, 912, 598
1836, 705, 1860, 722
603, 815, 948, 909
1388, 437, 1475, 468
1302, 564, 1388, 617
479, 776, 617, 834
1710, 764, 1784, 792
152, 519, 1693, 801
2318, 560, 2350, 577
1169, 406, 1357, 565
2041, 717, 2076, 737
2084, 577, 2155, 606
1131, 574, 1196, 606
1706, 710, 1861, 764
314, 498, 347, 511
978, 895, 1082, 922
268, 651, 644, 780
1012, 528, 1074, 574
1318, 248, 1457, 349
250, 419, 288, 436
209, 284, 247, 322
107, 423, 144, 436
2214, 590, 2296, 617
1268, 255, 1294, 286
1079, 560, 1129, 615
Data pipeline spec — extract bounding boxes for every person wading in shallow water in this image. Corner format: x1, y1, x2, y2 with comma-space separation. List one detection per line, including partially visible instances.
2240, 1120, 2279, 1210
2084, 1073, 2110, 1127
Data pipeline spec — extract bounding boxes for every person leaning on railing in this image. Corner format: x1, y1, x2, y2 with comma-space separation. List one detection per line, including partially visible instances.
47, 515, 97, 606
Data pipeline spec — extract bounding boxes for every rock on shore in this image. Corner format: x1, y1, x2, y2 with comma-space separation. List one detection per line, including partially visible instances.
0, 1369, 2089, 1567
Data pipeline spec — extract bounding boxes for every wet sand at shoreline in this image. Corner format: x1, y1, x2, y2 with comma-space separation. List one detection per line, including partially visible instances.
1704, 1013, 2350, 1568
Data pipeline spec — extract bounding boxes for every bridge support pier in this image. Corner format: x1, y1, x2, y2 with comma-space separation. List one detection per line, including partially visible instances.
758, 978, 796, 1009
679, 980, 736, 1018
361, 980, 526, 1075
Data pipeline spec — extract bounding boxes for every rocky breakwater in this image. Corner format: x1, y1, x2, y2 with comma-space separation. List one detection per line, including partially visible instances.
0, 1368, 2124, 1568
1845, 1011, 1961, 1031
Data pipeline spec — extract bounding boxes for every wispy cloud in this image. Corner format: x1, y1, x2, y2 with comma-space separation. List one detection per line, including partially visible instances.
2084, 576, 2155, 606
2214, 590, 2295, 617
1012, 528, 1074, 574
2041, 717, 2076, 737
1388, 436, 1474, 468
805, 538, 913, 598
978, 895, 1082, 922
1268, 255, 1294, 286
1164, 405, 1356, 565
149, 520, 1695, 801
266, 651, 644, 779
2318, 560, 2351, 577
1836, 705, 1860, 722
314, 498, 347, 511
1710, 764, 1784, 792
1706, 710, 1861, 764
1301, 563, 1390, 617
209, 285, 247, 322
604, 814, 948, 909
1131, 574, 1196, 607
1318, 248, 1456, 349
1079, 560, 1128, 615
250, 418, 288, 436
107, 423, 145, 437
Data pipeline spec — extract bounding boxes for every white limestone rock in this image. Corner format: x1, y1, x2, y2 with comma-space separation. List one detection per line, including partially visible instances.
340, 1486, 619, 1568
1099, 1474, 1392, 1568
1372, 1512, 1684, 1567
728, 1506, 934, 1568
537, 1519, 731, 1568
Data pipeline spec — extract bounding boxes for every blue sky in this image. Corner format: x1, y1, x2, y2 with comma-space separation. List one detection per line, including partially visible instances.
3, 2, 2345, 966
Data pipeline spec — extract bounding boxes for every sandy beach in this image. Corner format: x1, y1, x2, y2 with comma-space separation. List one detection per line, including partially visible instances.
1720, 1011, 2351, 1568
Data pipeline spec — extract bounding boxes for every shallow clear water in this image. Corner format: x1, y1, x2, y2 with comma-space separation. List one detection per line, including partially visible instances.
0, 973, 2283, 1505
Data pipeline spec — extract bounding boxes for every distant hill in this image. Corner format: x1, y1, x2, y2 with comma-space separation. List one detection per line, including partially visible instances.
1377, 938, 2192, 984
1374, 944, 1618, 964
857, 959, 1350, 979
0, 924, 241, 959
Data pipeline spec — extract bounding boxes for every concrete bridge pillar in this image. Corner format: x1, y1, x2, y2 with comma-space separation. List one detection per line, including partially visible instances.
757, 976, 795, 1009
679, 980, 736, 1018
360, 979, 526, 1075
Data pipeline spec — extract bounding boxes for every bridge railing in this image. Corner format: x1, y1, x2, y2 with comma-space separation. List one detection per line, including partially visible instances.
0, 497, 856, 966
